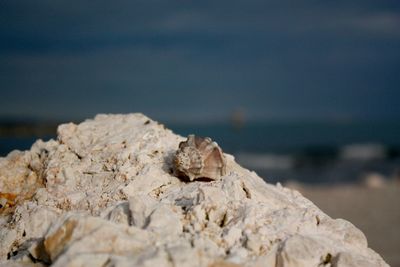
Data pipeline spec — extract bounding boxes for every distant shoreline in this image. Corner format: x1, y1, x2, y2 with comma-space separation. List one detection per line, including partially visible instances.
0, 121, 59, 137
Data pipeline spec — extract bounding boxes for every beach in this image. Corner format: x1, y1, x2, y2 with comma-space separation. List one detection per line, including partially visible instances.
0, 114, 391, 266
0, 119, 399, 266
288, 182, 400, 266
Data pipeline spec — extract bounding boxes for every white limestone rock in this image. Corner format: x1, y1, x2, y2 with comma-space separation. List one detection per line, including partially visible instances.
0, 113, 389, 267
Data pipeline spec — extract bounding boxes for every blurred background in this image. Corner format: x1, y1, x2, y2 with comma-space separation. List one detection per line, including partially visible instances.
1, 1, 399, 265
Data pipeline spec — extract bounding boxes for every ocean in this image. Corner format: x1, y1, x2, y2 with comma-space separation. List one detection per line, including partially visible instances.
1, 121, 400, 184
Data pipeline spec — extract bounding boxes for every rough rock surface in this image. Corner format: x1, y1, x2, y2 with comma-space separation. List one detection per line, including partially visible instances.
0, 114, 389, 267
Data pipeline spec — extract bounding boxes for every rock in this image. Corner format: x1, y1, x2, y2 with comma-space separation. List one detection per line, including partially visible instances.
276, 235, 330, 267
0, 113, 389, 267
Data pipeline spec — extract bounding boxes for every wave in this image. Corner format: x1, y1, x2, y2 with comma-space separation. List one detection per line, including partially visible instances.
235, 153, 295, 170
339, 143, 387, 161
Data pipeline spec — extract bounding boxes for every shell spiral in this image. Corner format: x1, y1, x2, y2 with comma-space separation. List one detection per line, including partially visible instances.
173, 135, 227, 181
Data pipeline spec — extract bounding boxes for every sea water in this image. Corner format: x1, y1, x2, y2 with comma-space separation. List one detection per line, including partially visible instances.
1, 121, 399, 184
169, 121, 400, 184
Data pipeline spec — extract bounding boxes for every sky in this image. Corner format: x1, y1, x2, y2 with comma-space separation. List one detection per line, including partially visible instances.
1, 0, 400, 122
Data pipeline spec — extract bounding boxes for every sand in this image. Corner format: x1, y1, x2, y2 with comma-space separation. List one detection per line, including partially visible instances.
290, 183, 400, 266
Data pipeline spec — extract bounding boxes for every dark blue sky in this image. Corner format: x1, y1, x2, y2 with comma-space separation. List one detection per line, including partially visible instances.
1, 1, 399, 122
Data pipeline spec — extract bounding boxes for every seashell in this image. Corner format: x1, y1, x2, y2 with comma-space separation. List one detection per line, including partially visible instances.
174, 135, 227, 181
